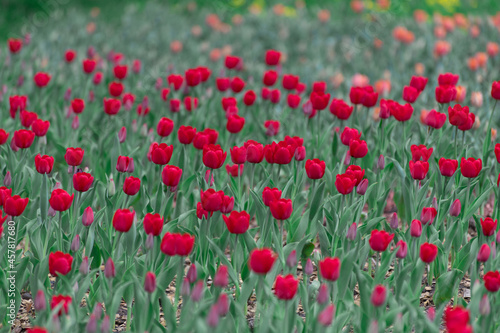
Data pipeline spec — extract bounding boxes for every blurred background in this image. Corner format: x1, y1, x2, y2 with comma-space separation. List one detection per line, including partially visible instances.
2, 0, 500, 39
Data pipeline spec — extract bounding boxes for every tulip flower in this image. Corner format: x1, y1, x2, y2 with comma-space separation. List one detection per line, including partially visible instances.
148, 142, 174, 165
65, 147, 84, 166
369, 229, 394, 252
419, 242, 438, 263
484, 271, 500, 292
460, 157, 482, 178
305, 159, 326, 179
112, 209, 135, 233
249, 248, 276, 274
265, 49, 281, 66
123, 176, 140, 196
34, 154, 54, 174
274, 274, 299, 300
371, 285, 387, 307
160, 232, 195, 256
410, 219, 422, 237
270, 198, 293, 221
335, 174, 355, 195
13, 129, 35, 149
480, 217, 497, 237
477, 244, 491, 262
202, 144, 227, 169
49, 251, 73, 276
51, 295, 72, 315
73, 172, 94, 192
223, 210, 250, 234
438, 158, 458, 177
319, 257, 341, 281
49, 189, 74, 212
409, 160, 429, 180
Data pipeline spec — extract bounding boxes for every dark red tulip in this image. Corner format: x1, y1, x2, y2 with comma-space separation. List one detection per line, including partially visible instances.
193, 131, 210, 150
435, 85, 457, 104
184, 96, 198, 111
3, 195, 28, 216
270, 89, 281, 104
274, 275, 299, 300
71, 98, 85, 114
371, 285, 387, 307
349, 139, 368, 158
167, 74, 184, 90
264, 120, 280, 136
9, 95, 27, 118
340, 127, 362, 146
448, 104, 469, 127
460, 157, 482, 178
203, 144, 226, 169
438, 158, 458, 177
123, 176, 140, 196
457, 112, 475, 132
170, 99, 181, 112
161, 88, 170, 101
263, 70, 278, 86
162, 165, 182, 187
319, 257, 341, 281
230, 146, 247, 164
262, 187, 281, 207
495, 144, 500, 163
419, 242, 438, 263
265, 50, 281, 66
225, 55, 241, 69
148, 143, 174, 165
226, 164, 244, 177
396, 240, 408, 259
0, 187, 12, 207
243, 90, 256, 106
0, 129, 10, 145
178, 125, 196, 144
477, 244, 491, 262
8, 38, 22, 53
230, 76, 245, 93
82, 59, 96, 74
270, 198, 293, 220
156, 117, 174, 137
305, 159, 326, 179
93, 72, 103, 85
185, 68, 201, 87
310, 91, 330, 110
345, 165, 365, 186
108, 82, 124, 97
51, 295, 72, 315
480, 217, 497, 237
112, 209, 135, 233
484, 271, 500, 292
410, 76, 428, 92
216, 78, 230, 92
379, 99, 393, 119
369, 229, 394, 252
330, 99, 354, 120
220, 195, 234, 214
64, 147, 84, 166
221, 97, 237, 111
223, 210, 250, 234
103, 98, 121, 115
20, 110, 38, 128
34, 72, 51, 88
349, 87, 365, 105
287, 94, 301, 108
403, 85, 420, 103
227, 115, 245, 133
13, 129, 35, 149
424, 109, 447, 129
160, 232, 195, 256
282, 74, 299, 90
143, 213, 164, 236
116, 156, 133, 173
409, 160, 429, 180
335, 174, 355, 195
391, 102, 414, 122
264, 141, 295, 164
73, 172, 94, 192
113, 65, 128, 80
196, 202, 211, 220
438, 73, 459, 86
361, 87, 378, 107
249, 248, 276, 274
421, 207, 437, 225
35, 154, 54, 174
49, 251, 73, 276
411, 144, 433, 162
200, 189, 224, 212
49, 189, 74, 212
197, 66, 211, 82
492, 81, 500, 100
245, 140, 264, 163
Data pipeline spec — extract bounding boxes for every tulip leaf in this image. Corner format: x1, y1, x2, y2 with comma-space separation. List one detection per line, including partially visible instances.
433, 268, 462, 306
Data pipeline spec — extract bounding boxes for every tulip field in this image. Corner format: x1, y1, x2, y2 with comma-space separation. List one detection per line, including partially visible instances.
2, 1, 500, 332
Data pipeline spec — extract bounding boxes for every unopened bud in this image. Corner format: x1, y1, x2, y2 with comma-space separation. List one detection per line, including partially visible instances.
64, 88, 72, 101
48, 206, 57, 217
82, 207, 94, 227
294, 146, 306, 161
286, 250, 297, 268
214, 265, 228, 288
191, 280, 204, 302
450, 199, 461, 217
80, 257, 89, 275
344, 151, 351, 165
187, 264, 197, 283
107, 176, 115, 196
71, 234, 80, 252
347, 222, 357, 241
479, 294, 490, 315
3, 171, 11, 187
72, 116, 80, 130
318, 304, 334, 327
305, 258, 314, 275
477, 243, 491, 262
206, 305, 220, 327
126, 159, 134, 173
118, 126, 127, 143
104, 258, 115, 279
86, 314, 98, 333
145, 233, 154, 250
216, 293, 229, 316
390, 213, 399, 229
35, 290, 46, 311
317, 283, 329, 304
140, 123, 148, 136
181, 277, 191, 297
144, 272, 157, 293
100, 315, 110, 333
377, 154, 385, 170
356, 179, 368, 195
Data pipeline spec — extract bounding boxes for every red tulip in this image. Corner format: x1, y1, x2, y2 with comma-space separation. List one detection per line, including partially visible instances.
319, 257, 341, 281
4, 195, 28, 216
216, 77, 230, 91
200, 189, 224, 212
30, 119, 50, 137
492, 81, 500, 100
167, 74, 183, 90
93, 72, 103, 85
340, 127, 361, 146
457, 112, 475, 132
34, 154, 54, 174
305, 159, 326, 179
270, 89, 281, 104
264, 120, 280, 136
148, 142, 174, 165
0, 129, 9, 145
160, 232, 195, 256
310, 91, 330, 110
274, 275, 299, 300
411, 144, 433, 162
330, 99, 354, 120
230, 146, 246, 165
0, 187, 13, 207
170, 99, 181, 112
335, 174, 355, 195
438, 73, 459, 86
423, 110, 447, 129
345, 165, 365, 186
221, 97, 237, 111
262, 187, 282, 207
34, 72, 51, 88
421, 207, 437, 225
82, 59, 96, 74
263, 70, 278, 86
20, 110, 38, 128
49, 189, 74, 212
143, 213, 164, 236
112, 209, 135, 233
349, 139, 368, 158
436, 85, 457, 104
410, 76, 428, 92
223, 210, 250, 234
202, 144, 226, 169
409, 160, 429, 180
419, 242, 438, 263
64, 147, 84, 166
245, 140, 264, 163
265, 49, 281, 66
369, 229, 394, 252
13, 129, 35, 149
287, 94, 301, 108
162, 165, 182, 187
270, 198, 293, 220
477, 244, 491, 262
396, 240, 408, 259
402, 85, 420, 103
226, 164, 244, 177
249, 248, 276, 274
410, 219, 422, 237
51, 295, 72, 315
230, 77, 245, 93
123, 176, 140, 196
116, 156, 133, 173
220, 195, 234, 214
196, 202, 211, 220
8, 38, 22, 53
113, 65, 128, 80
318, 305, 335, 327
27, 328, 47, 333
448, 104, 469, 127
390, 102, 414, 122
460, 157, 482, 178
103, 98, 121, 115
243, 90, 257, 106
73, 172, 94, 192
264, 142, 295, 164
438, 158, 458, 177
49, 251, 73, 276
484, 271, 500, 292
282, 74, 299, 90
371, 285, 387, 307
157, 117, 174, 137
214, 265, 229, 288
178, 126, 196, 144
227, 115, 245, 133
225, 55, 241, 69
480, 217, 497, 237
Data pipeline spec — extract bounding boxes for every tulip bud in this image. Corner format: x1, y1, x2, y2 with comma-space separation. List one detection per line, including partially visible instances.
286, 250, 297, 268
86, 314, 98, 333
93, 303, 103, 318
432, 197, 438, 210
410, 219, 422, 238
305, 258, 314, 275
317, 304, 334, 327
356, 179, 369, 195
64, 88, 72, 101
427, 307, 435, 321
216, 293, 229, 316
390, 213, 399, 229
144, 272, 156, 293
39, 135, 47, 146
104, 258, 115, 279
450, 199, 461, 217
82, 207, 94, 227
141, 123, 148, 136
100, 315, 110, 333
72, 116, 80, 130
89, 90, 95, 102
396, 240, 407, 259
146, 233, 154, 250
370, 285, 387, 307
35, 290, 46, 311
107, 175, 115, 196
126, 159, 134, 173
191, 280, 204, 302
377, 155, 385, 170
187, 264, 197, 283
477, 243, 491, 262
496, 231, 500, 244
207, 305, 220, 327
204, 170, 214, 186
181, 277, 191, 297
118, 126, 127, 143
369, 320, 378, 333
132, 120, 138, 133
480, 294, 490, 315
48, 206, 57, 217
346, 222, 357, 240
294, 146, 306, 161
317, 283, 329, 304
52, 315, 61, 333
214, 265, 229, 288
80, 257, 89, 275
71, 234, 80, 252
4, 171, 11, 187
344, 151, 351, 165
